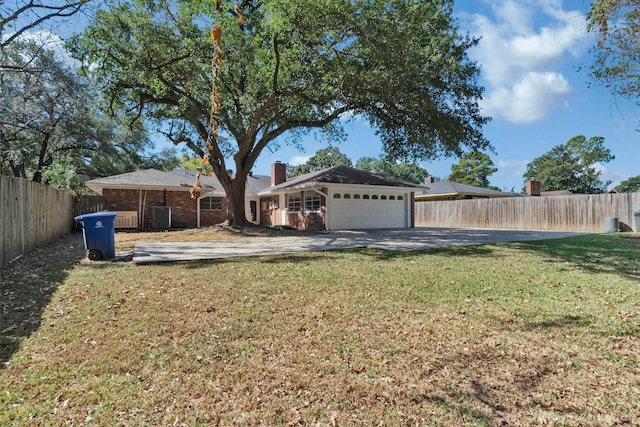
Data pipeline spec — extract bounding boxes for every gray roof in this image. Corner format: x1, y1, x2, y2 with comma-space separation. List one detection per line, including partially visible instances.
84, 168, 271, 196
260, 165, 421, 194
417, 181, 517, 198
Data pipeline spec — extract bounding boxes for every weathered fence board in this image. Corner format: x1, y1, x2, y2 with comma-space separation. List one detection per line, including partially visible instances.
1, 176, 74, 268
415, 193, 640, 233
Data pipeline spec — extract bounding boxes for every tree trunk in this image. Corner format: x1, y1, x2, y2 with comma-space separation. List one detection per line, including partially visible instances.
224, 174, 251, 227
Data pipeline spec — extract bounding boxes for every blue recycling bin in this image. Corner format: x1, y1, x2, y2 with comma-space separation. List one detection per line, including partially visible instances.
74, 212, 117, 260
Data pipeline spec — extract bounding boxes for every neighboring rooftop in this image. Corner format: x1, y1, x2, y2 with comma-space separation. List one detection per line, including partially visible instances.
416, 181, 519, 201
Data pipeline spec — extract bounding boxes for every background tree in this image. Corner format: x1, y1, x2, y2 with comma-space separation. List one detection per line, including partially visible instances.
523, 135, 614, 194
354, 156, 428, 184
69, 0, 489, 226
0, 40, 154, 188
447, 151, 498, 189
587, 0, 640, 114
288, 147, 353, 178
614, 175, 640, 193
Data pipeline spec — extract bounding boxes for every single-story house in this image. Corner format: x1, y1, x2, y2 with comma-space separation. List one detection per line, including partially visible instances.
84, 163, 419, 231
416, 177, 518, 202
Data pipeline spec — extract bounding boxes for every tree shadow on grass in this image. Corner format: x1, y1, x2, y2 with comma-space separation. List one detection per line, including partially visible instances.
0, 233, 86, 368
510, 234, 640, 282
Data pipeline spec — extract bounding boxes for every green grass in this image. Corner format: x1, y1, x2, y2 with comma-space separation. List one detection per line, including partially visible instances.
1, 232, 639, 426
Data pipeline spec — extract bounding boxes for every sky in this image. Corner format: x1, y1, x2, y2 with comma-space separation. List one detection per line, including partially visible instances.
252, 0, 639, 191
9, 0, 638, 191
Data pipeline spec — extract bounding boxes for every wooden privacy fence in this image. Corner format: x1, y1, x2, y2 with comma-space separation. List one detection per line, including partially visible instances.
415, 193, 640, 233
1, 176, 74, 268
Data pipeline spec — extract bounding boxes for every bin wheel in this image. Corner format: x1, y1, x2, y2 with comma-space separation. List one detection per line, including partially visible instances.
87, 249, 103, 261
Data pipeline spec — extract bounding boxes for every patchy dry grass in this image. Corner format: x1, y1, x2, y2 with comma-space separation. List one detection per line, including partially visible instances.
113, 225, 319, 253
1, 232, 639, 426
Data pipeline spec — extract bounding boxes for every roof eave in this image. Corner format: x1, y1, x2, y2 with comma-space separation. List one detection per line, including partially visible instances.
259, 181, 418, 196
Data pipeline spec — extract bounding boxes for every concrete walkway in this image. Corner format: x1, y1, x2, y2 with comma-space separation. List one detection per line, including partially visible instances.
132, 227, 587, 264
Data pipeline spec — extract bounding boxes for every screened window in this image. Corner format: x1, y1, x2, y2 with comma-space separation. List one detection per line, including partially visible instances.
200, 196, 222, 210
305, 192, 321, 212
288, 193, 301, 212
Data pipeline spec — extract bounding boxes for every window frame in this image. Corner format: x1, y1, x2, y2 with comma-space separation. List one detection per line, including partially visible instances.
200, 196, 223, 210
304, 192, 322, 213
287, 193, 301, 213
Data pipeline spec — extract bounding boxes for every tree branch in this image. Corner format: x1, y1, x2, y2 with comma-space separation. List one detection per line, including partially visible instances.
1, 1, 90, 48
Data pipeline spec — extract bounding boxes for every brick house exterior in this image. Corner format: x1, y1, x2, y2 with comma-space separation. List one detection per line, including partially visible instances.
85, 164, 419, 231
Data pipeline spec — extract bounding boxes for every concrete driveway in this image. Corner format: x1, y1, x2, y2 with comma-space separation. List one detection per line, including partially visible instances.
132, 227, 587, 264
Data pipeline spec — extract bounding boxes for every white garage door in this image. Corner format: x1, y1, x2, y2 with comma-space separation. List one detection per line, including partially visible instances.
329, 194, 408, 230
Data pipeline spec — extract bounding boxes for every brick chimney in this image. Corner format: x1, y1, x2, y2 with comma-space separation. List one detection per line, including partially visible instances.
424, 176, 435, 184
526, 179, 541, 196
271, 161, 287, 186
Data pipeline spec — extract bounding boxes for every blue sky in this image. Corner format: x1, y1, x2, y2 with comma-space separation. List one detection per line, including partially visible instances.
12, 0, 638, 191
253, 0, 639, 191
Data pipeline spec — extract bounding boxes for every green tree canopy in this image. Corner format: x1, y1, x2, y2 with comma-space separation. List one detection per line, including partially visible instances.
587, 0, 640, 109
288, 146, 352, 178
523, 135, 614, 194
0, 39, 159, 193
354, 156, 428, 184
69, 0, 489, 225
614, 175, 640, 193
447, 151, 498, 189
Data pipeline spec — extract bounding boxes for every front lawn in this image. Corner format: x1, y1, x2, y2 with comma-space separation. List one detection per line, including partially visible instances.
1, 233, 638, 426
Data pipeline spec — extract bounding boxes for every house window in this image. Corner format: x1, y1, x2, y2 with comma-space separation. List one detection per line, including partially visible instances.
363, 195, 370, 200
353, 194, 361, 199
398, 195, 404, 200
333, 193, 341, 199
343, 194, 351, 199
381, 195, 387, 200
200, 196, 222, 210
288, 193, 301, 212
372, 195, 379, 200
389, 195, 396, 200
305, 192, 321, 213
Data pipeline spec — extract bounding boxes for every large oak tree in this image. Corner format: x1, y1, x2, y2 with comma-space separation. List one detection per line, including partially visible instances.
70, 0, 490, 225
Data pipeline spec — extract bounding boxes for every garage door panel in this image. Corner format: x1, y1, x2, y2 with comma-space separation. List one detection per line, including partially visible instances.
331, 198, 407, 229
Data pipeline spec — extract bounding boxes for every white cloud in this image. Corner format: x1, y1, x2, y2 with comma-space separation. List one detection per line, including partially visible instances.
481, 71, 573, 123
466, 0, 589, 123
288, 155, 310, 166
5, 30, 77, 67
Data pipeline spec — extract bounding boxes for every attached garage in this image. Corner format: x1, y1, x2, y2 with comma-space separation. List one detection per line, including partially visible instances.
258, 166, 419, 231
327, 188, 412, 230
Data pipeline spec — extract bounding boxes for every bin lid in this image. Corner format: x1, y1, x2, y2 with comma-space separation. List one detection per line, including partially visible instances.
74, 212, 118, 221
